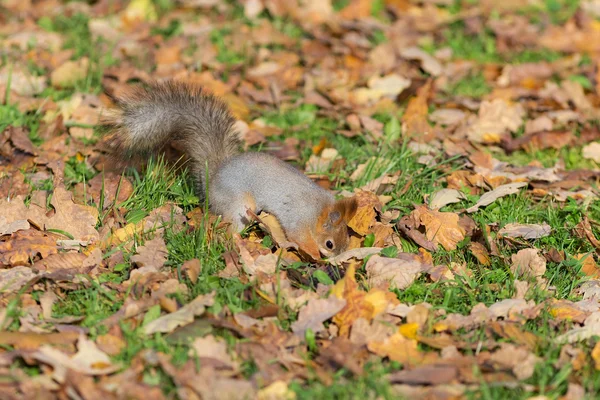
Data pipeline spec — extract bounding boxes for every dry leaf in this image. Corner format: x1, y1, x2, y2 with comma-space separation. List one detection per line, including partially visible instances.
411, 206, 466, 251
511, 248, 546, 279
143, 292, 215, 335
467, 99, 525, 144
466, 182, 528, 213
428, 188, 466, 210
291, 296, 347, 336
365, 254, 427, 290
498, 223, 552, 239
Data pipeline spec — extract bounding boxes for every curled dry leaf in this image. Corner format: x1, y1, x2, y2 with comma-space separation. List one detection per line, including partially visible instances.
327, 247, 382, 266
143, 292, 215, 335
365, 254, 428, 290
466, 182, 528, 213
511, 248, 546, 279
291, 296, 347, 337
498, 223, 552, 239
32, 335, 119, 383
469, 242, 491, 266
428, 188, 466, 210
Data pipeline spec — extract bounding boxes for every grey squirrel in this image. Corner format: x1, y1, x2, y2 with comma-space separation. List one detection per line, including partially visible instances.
105, 80, 357, 259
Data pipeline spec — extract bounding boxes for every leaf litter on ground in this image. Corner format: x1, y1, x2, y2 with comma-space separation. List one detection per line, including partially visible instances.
3, 0, 600, 398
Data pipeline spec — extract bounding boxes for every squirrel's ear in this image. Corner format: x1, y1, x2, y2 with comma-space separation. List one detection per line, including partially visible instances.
328, 210, 342, 225
334, 197, 358, 224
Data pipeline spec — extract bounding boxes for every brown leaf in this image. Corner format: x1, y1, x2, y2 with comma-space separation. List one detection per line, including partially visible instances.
503, 130, 574, 153
332, 265, 397, 336
388, 364, 458, 385
365, 254, 428, 290
367, 332, 431, 366
347, 190, 381, 236
489, 343, 539, 380
402, 80, 433, 141
467, 99, 525, 144
469, 242, 491, 266
498, 223, 552, 239
0, 331, 79, 350
131, 237, 168, 270
410, 206, 466, 251
0, 230, 58, 267
428, 188, 466, 210
583, 142, 600, 163
291, 296, 347, 337
466, 182, 528, 213
576, 253, 600, 278
574, 217, 600, 255
143, 292, 215, 335
181, 259, 201, 283
511, 248, 546, 279
190, 335, 239, 370
8, 126, 37, 155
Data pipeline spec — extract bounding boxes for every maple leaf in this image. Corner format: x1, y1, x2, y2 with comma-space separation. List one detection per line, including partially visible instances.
331, 264, 397, 337
410, 205, 466, 251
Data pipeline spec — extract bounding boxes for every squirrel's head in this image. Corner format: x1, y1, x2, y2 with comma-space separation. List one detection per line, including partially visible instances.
315, 197, 358, 257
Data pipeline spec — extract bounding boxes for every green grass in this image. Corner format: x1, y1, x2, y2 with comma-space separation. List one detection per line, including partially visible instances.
447, 71, 492, 98
3, 2, 600, 398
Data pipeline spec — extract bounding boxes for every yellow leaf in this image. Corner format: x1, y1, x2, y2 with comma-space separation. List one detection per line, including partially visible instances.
367, 332, 426, 366
592, 342, 600, 370
122, 0, 157, 24
412, 205, 466, 251
399, 323, 419, 339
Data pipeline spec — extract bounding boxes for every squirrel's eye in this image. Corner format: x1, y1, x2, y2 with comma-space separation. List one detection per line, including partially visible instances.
325, 240, 334, 250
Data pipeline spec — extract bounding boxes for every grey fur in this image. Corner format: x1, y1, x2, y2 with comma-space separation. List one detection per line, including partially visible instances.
105, 80, 239, 195
106, 80, 343, 254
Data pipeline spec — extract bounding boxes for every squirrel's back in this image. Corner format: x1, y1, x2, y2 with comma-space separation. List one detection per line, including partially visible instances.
104, 80, 240, 195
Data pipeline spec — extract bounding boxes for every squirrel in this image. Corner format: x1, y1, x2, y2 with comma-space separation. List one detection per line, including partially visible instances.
104, 80, 358, 259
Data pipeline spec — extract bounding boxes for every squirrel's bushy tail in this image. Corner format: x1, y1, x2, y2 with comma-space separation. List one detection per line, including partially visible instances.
104, 80, 240, 193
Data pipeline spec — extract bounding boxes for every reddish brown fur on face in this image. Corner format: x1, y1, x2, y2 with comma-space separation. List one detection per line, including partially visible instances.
313, 196, 358, 256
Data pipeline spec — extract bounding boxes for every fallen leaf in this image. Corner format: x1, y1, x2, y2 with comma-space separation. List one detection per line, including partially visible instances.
428, 188, 466, 210
469, 242, 491, 266
388, 364, 458, 385
365, 254, 428, 290
131, 237, 168, 269
399, 47, 443, 76
190, 335, 239, 370
489, 343, 539, 380
511, 248, 546, 279
332, 264, 397, 336
50, 58, 90, 88
467, 99, 525, 144
143, 292, 215, 335
410, 206, 466, 251
498, 223, 552, 239
0, 230, 58, 267
402, 80, 433, 140
367, 332, 429, 366
466, 182, 528, 213
291, 296, 347, 337
583, 142, 600, 163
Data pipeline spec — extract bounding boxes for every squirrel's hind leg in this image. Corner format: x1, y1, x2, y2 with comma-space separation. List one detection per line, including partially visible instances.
220, 192, 257, 232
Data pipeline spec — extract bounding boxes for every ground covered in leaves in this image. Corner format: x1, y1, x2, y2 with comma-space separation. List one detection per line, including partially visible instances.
3, 0, 600, 398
